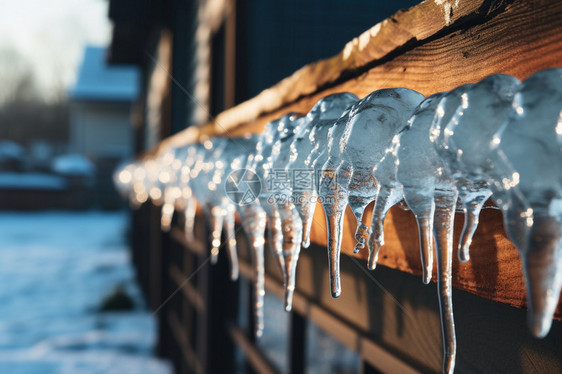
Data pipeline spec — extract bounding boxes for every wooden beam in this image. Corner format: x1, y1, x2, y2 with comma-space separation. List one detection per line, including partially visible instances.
229, 326, 281, 374
168, 310, 204, 374
153, 0, 562, 316
169, 264, 205, 313
238, 258, 422, 374
170, 226, 206, 256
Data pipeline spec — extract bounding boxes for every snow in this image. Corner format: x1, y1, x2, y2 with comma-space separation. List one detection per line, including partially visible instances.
51, 154, 95, 176
0, 172, 67, 190
0, 211, 171, 374
0, 141, 25, 161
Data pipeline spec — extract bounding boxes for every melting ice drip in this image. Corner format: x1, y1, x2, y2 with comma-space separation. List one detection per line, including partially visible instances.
241, 112, 303, 336
273, 93, 358, 311
114, 69, 562, 374
319, 88, 426, 298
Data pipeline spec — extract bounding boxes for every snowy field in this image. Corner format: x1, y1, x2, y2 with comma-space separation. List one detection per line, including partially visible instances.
0, 211, 171, 374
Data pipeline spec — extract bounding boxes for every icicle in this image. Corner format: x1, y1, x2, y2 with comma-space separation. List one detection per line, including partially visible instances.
279, 208, 303, 311
488, 69, 562, 337
316, 108, 355, 288
296, 190, 315, 248
131, 163, 148, 205
309, 107, 352, 259
397, 75, 519, 371
434, 189, 458, 374
319, 88, 424, 297
222, 206, 239, 280
270, 148, 300, 309
209, 206, 225, 264
456, 182, 491, 262
287, 93, 359, 249
211, 135, 264, 335
179, 147, 198, 242
319, 104, 357, 297
398, 163, 458, 373
319, 159, 352, 297
144, 158, 164, 205
397, 93, 449, 283
396, 93, 462, 373
247, 113, 301, 276
184, 196, 196, 241
216, 136, 259, 280
403, 188, 436, 284
241, 207, 267, 337
113, 162, 136, 202
253, 113, 303, 306
523, 216, 562, 337
369, 142, 404, 269
270, 93, 358, 309
347, 166, 376, 253
269, 209, 286, 274
113, 68, 562, 359
437, 74, 521, 262
345, 89, 425, 255
241, 200, 286, 283
269, 114, 306, 310
156, 148, 183, 232
160, 158, 183, 232
160, 193, 175, 231
196, 139, 228, 261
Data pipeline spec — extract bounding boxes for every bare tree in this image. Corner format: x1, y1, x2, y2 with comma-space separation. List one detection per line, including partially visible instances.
0, 47, 39, 106
0, 47, 69, 146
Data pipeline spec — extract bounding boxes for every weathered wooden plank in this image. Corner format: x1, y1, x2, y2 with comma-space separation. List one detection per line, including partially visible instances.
170, 226, 206, 256
153, 0, 562, 316
223, 0, 562, 136
168, 310, 204, 374
169, 264, 205, 313
268, 242, 562, 373
239, 257, 422, 374
229, 326, 281, 374
155, 0, 503, 149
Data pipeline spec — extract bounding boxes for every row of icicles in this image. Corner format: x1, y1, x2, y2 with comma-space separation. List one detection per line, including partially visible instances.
115, 69, 562, 374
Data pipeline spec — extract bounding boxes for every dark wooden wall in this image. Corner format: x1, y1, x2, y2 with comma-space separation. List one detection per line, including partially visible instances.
130, 204, 562, 373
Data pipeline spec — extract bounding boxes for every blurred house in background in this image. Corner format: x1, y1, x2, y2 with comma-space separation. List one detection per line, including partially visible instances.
0, 45, 139, 211
69, 46, 140, 209
69, 46, 138, 160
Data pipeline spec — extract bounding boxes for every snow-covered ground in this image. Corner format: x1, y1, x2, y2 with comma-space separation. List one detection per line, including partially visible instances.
0, 211, 172, 374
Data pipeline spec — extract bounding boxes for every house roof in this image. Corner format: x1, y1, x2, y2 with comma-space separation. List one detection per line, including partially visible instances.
70, 46, 140, 102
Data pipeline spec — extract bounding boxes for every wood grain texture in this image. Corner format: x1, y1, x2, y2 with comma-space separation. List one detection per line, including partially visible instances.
151, 0, 562, 317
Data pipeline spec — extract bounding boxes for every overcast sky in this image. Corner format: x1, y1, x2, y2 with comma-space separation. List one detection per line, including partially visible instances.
0, 0, 111, 101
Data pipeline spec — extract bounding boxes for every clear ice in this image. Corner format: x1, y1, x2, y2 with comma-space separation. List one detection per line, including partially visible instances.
158, 148, 182, 232
208, 136, 259, 280
289, 93, 358, 249
488, 69, 562, 338
396, 92, 461, 374
319, 88, 424, 298
180, 145, 199, 242
188, 138, 227, 265
269, 114, 307, 310
113, 69, 562, 373
434, 75, 521, 262
276, 93, 358, 310
243, 113, 302, 335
